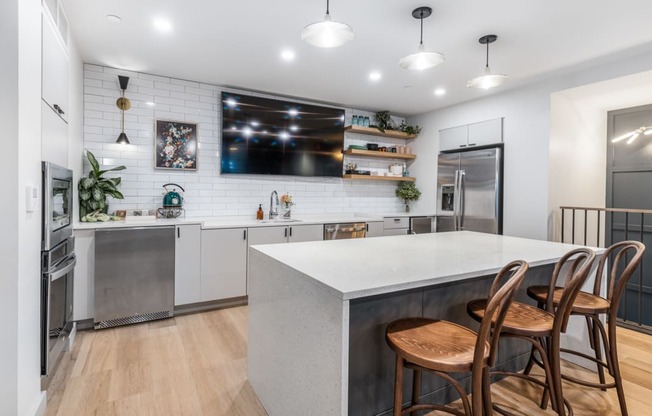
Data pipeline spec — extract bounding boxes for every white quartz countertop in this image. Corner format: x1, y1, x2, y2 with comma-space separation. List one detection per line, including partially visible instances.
73, 213, 386, 230
250, 231, 603, 300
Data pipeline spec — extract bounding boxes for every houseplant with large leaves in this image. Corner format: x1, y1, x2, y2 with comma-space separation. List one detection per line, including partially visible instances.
79, 150, 126, 221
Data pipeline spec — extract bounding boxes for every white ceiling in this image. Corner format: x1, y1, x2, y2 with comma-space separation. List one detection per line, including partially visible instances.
62, 0, 652, 116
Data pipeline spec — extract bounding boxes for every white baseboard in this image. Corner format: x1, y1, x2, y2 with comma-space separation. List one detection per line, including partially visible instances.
32, 391, 47, 416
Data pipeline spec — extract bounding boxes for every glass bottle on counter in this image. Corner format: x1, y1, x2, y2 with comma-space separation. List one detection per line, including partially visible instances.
256, 204, 264, 220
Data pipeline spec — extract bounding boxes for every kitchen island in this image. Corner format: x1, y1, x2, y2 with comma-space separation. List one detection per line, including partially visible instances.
247, 231, 601, 416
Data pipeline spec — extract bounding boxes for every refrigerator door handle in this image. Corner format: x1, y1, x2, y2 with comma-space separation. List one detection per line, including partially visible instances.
453, 170, 460, 231
459, 170, 466, 231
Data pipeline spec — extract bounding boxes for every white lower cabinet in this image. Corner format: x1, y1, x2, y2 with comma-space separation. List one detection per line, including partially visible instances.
288, 224, 323, 243
201, 228, 248, 302
248, 224, 324, 245
365, 221, 384, 238
174, 225, 201, 305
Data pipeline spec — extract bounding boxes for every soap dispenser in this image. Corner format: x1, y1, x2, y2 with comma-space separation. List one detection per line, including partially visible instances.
256, 204, 264, 220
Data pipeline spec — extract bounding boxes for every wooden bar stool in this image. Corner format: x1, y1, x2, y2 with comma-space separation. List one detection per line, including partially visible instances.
385, 260, 529, 416
467, 247, 595, 416
527, 241, 645, 416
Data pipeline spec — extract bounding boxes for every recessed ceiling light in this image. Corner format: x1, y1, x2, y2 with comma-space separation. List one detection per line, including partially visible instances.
153, 18, 173, 32
107, 15, 122, 23
434, 88, 446, 96
281, 49, 295, 62
369, 71, 382, 81
288, 108, 299, 117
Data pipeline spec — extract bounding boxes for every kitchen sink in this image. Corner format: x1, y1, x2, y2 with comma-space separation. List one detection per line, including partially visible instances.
259, 219, 302, 223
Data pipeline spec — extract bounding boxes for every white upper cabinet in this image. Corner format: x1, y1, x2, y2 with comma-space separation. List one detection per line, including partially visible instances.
42, 13, 68, 123
41, 100, 68, 167
439, 125, 469, 151
468, 118, 503, 148
439, 118, 503, 151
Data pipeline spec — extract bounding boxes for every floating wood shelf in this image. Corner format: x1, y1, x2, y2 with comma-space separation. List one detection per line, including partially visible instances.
344, 125, 417, 140
342, 174, 416, 182
342, 149, 416, 160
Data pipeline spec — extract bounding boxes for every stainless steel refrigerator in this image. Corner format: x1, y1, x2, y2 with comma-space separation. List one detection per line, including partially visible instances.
436, 145, 503, 234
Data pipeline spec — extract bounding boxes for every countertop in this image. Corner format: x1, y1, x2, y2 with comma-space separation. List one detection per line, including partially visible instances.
250, 231, 603, 300
73, 213, 387, 230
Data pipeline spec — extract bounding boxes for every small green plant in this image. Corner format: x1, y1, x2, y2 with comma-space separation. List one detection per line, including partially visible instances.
79, 150, 126, 221
373, 112, 421, 136
396, 182, 421, 212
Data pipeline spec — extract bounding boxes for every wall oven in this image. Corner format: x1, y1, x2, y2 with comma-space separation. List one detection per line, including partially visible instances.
42, 161, 73, 251
41, 161, 75, 378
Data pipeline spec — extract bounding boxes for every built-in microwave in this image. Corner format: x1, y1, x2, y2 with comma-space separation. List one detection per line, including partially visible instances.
42, 161, 73, 251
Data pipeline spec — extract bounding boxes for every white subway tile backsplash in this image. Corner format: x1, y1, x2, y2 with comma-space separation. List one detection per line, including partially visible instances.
82, 65, 407, 215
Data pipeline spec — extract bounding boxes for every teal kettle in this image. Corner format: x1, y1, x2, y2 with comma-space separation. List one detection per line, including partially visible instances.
162, 183, 184, 207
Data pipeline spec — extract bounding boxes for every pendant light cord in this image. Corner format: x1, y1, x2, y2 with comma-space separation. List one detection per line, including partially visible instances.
485, 41, 490, 68
326, 0, 330, 15
419, 10, 424, 45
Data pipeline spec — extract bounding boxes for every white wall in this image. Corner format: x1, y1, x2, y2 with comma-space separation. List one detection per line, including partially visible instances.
548, 93, 607, 245
0, 0, 21, 412
16, 0, 47, 414
81, 65, 408, 218
408, 45, 652, 240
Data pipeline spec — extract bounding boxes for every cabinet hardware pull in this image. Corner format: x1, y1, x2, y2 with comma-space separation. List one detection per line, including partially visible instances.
177, 228, 180, 238
468, 143, 476, 146
243, 230, 247, 240
366, 224, 369, 232
459, 144, 467, 148
289, 227, 292, 237
394, 218, 401, 222
53, 104, 65, 115
284, 228, 288, 238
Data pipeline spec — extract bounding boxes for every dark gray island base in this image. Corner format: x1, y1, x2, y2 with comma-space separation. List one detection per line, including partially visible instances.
247, 232, 601, 416
348, 265, 552, 415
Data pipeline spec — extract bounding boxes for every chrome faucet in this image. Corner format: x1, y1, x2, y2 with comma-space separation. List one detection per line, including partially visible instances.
269, 190, 279, 220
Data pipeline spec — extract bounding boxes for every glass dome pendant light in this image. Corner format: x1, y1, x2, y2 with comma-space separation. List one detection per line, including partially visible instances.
301, 0, 354, 48
398, 6, 445, 70
467, 34, 509, 89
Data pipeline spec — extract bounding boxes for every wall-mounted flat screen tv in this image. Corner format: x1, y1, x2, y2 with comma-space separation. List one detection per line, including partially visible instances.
220, 92, 344, 177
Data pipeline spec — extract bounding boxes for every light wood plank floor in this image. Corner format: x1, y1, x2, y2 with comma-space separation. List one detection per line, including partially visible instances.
46, 306, 652, 415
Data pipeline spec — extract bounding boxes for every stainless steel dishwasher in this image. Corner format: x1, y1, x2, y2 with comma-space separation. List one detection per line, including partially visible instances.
323, 223, 367, 239
94, 226, 175, 329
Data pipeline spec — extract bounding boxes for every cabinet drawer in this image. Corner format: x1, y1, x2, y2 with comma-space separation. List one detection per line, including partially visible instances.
383, 217, 409, 229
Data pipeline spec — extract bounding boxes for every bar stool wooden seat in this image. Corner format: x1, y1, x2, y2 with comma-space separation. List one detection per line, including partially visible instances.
385, 260, 529, 416
467, 247, 595, 416
526, 241, 645, 416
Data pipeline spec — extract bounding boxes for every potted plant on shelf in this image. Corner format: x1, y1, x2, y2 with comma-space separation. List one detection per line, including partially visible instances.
395, 182, 421, 213
371, 111, 421, 137
79, 150, 126, 222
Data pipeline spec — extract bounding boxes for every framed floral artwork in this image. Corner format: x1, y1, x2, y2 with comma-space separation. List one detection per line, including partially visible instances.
155, 120, 198, 170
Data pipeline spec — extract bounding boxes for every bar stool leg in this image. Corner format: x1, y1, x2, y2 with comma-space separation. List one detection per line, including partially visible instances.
608, 320, 628, 416
589, 315, 607, 390
411, 368, 421, 415
394, 355, 404, 416
482, 366, 493, 416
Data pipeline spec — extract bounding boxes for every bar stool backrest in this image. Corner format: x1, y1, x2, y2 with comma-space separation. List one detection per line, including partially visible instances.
476, 260, 530, 368
592, 241, 645, 320
546, 248, 596, 333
